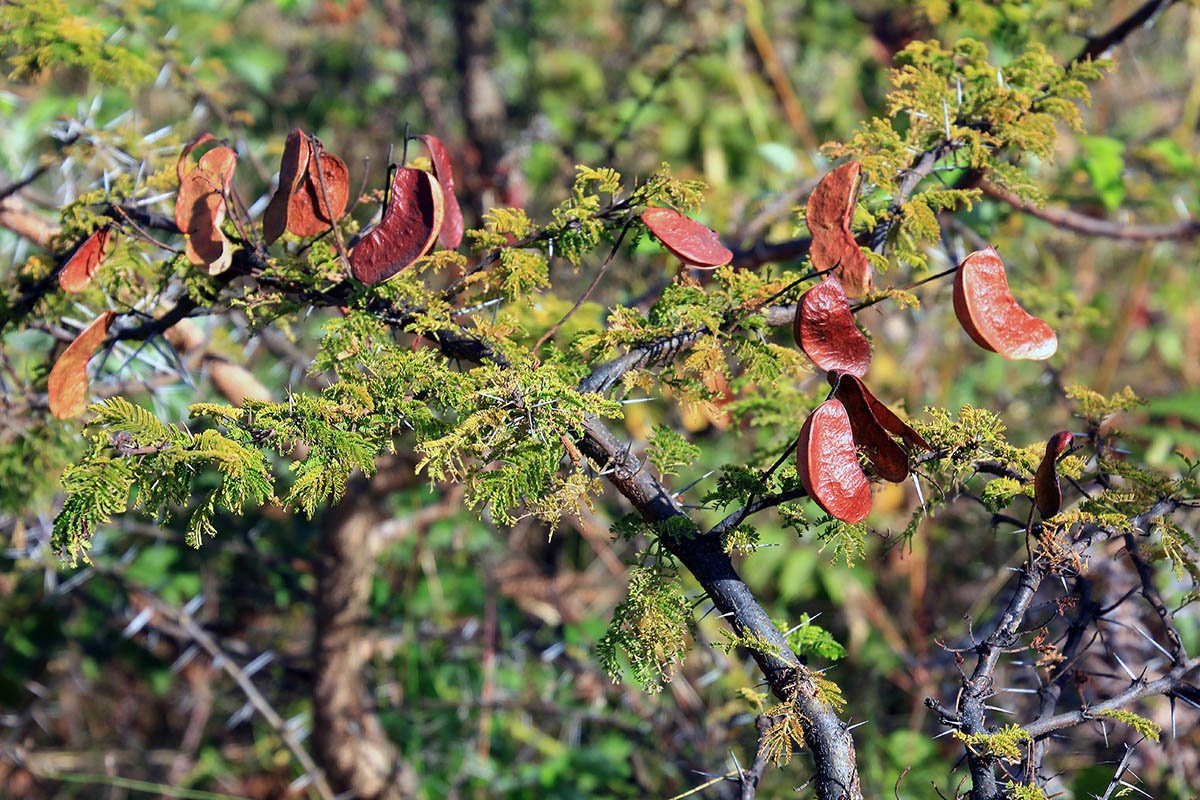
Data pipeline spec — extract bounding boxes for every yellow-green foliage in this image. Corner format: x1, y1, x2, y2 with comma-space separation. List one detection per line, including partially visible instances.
0, 0, 157, 86
824, 37, 1108, 268
597, 563, 693, 692
1093, 709, 1161, 743
954, 723, 1032, 762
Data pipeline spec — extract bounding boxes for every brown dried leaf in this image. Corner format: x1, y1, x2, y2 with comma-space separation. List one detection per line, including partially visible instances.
48, 311, 115, 420
828, 372, 910, 482
829, 371, 932, 454
59, 225, 114, 293
176, 132, 217, 186
415, 134, 464, 250
179, 172, 231, 275
349, 166, 445, 285
794, 277, 871, 376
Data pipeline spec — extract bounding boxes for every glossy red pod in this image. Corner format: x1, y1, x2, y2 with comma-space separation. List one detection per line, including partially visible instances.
641, 206, 732, 269
59, 225, 114, 293
827, 373, 910, 482
48, 311, 115, 420
1034, 431, 1074, 519
794, 277, 871, 376
953, 246, 1057, 360
350, 166, 445, 285
797, 399, 872, 524
806, 161, 871, 297
827, 371, 932, 455
414, 134, 464, 250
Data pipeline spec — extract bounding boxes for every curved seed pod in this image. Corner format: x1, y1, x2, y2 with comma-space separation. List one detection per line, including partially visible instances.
828, 371, 932, 454
48, 310, 115, 420
350, 166, 445, 285
176, 132, 217, 185
1034, 431, 1074, 519
641, 206, 732, 269
179, 172, 232, 275
806, 161, 871, 297
288, 149, 350, 237
827, 373, 909, 482
414, 134, 464, 250
59, 225, 115, 293
794, 277, 871, 376
262, 128, 312, 244
953, 246, 1057, 360
797, 399, 872, 524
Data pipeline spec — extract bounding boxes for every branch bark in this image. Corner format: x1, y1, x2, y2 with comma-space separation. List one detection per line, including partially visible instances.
980, 181, 1199, 241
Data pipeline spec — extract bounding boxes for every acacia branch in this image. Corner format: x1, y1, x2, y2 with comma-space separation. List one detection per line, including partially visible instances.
576, 416, 862, 800
980, 181, 1199, 241
1072, 0, 1177, 65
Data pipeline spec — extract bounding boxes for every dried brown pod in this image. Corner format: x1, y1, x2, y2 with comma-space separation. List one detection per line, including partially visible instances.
827, 373, 910, 482
806, 161, 871, 297
289, 144, 350, 237
953, 246, 1057, 360
176, 144, 238, 275
262, 128, 312, 244
794, 277, 871, 376
48, 311, 115, 420
797, 399, 872, 524
179, 172, 232, 275
176, 132, 217, 186
349, 166, 445, 285
828, 371, 932, 455
59, 225, 115, 293
1034, 431, 1074, 519
641, 206, 733, 269
414, 134, 464, 250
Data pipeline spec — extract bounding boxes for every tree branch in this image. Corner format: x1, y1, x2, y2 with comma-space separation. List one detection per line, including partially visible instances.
980, 181, 1199, 241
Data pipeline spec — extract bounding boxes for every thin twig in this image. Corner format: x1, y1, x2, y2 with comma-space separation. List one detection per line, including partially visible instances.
533, 213, 634, 351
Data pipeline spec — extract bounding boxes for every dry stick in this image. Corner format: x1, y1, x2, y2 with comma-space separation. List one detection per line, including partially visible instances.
1072, 0, 1178, 65
740, 713, 776, 800
980, 181, 1199, 241
111, 207, 183, 254
308, 136, 352, 274
850, 264, 959, 313
533, 213, 635, 351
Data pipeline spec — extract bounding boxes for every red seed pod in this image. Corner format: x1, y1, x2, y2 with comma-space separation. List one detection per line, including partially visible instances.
1034, 431, 1075, 519
953, 246, 1057, 360
797, 399, 873, 524
794, 277, 871, 376
48, 311, 115, 420
641, 206, 732, 269
59, 225, 115, 293
414, 134, 464, 250
349, 166, 445, 285
805, 162, 871, 297
827, 372, 910, 483
827, 371, 932, 455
